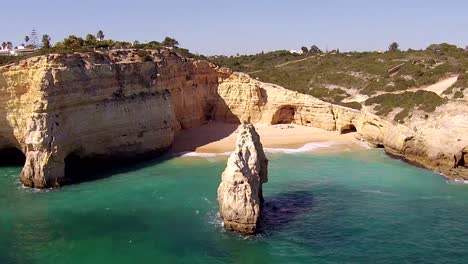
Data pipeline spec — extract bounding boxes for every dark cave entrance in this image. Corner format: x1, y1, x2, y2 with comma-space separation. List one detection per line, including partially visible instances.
456, 152, 466, 168
340, 124, 357, 134
0, 147, 26, 166
271, 106, 296, 124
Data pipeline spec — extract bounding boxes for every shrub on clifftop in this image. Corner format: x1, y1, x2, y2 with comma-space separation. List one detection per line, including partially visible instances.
388, 42, 400, 52
365, 90, 447, 122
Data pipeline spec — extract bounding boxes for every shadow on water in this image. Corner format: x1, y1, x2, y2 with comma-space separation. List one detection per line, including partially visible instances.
64, 152, 172, 186
0, 148, 25, 167
258, 190, 315, 235
63, 121, 239, 186
63, 121, 238, 187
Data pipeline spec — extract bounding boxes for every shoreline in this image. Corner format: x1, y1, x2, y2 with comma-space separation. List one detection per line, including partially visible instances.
170, 123, 367, 155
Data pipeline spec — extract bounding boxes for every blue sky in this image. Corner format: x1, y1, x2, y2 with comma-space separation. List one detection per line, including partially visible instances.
1, 0, 467, 55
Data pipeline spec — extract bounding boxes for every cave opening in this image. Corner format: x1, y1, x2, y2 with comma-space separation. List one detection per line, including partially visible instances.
340, 124, 357, 134
0, 147, 26, 166
456, 153, 466, 168
271, 106, 296, 125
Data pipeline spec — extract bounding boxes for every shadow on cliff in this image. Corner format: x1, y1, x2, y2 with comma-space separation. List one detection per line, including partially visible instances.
169, 122, 240, 155
258, 190, 315, 235
168, 88, 242, 156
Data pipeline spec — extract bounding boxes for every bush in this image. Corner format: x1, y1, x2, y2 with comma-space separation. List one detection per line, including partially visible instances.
336, 101, 363, 110
365, 90, 447, 121
454, 91, 464, 98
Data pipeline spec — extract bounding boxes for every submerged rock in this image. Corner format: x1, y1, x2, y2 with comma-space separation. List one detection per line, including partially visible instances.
217, 124, 268, 234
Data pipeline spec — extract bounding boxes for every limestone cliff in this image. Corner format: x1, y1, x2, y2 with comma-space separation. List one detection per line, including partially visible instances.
217, 124, 268, 234
213, 73, 468, 179
0, 50, 229, 188
0, 50, 466, 188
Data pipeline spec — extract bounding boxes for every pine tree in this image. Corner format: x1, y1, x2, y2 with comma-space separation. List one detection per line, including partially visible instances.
30, 29, 39, 48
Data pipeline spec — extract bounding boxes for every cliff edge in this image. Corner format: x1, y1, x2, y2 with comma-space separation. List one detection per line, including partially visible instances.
0, 49, 466, 188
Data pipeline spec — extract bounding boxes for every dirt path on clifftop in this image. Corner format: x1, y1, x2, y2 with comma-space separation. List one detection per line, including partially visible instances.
275, 56, 315, 68
407, 75, 459, 95
344, 75, 459, 103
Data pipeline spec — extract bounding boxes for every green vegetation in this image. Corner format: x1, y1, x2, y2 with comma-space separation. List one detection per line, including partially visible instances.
0, 31, 203, 66
96, 30, 105, 41
388, 42, 400, 52
210, 44, 467, 116
336, 101, 362, 110
29, 29, 39, 48
364, 91, 447, 122
443, 73, 467, 97
41, 35, 51, 49
454, 91, 464, 98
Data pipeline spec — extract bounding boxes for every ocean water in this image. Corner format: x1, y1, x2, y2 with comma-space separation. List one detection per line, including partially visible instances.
1, 149, 468, 264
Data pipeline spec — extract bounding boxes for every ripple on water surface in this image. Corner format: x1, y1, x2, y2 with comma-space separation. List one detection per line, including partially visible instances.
1, 149, 468, 264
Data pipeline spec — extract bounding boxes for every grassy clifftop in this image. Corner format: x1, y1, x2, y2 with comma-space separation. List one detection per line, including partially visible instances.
210, 44, 468, 119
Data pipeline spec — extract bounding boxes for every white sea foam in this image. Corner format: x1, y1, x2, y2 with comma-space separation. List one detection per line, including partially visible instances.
175, 140, 364, 158
178, 151, 231, 157
361, 189, 396, 196
449, 179, 468, 184
264, 141, 351, 154
19, 184, 51, 193
356, 140, 373, 149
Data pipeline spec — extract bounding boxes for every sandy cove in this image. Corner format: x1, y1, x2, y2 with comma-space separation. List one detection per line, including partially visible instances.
170, 123, 365, 154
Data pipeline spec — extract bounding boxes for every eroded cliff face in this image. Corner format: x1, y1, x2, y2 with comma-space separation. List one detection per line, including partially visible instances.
0, 50, 229, 188
0, 50, 466, 188
214, 73, 468, 180
217, 124, 268, 234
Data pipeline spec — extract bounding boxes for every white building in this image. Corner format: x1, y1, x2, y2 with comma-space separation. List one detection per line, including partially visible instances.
289, 49, 304, 55
0, 46, 36, 56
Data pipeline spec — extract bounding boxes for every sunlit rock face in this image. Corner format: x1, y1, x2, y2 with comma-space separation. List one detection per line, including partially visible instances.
217, 124, 268, 234
0, 50, 465, 188
0, 50, 229, 188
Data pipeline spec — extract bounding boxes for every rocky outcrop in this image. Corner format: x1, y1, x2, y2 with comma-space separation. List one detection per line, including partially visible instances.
213, 73, 468, 180
217, 124, 268, 234
0, 50, 229, 188
0, 50, 466, 188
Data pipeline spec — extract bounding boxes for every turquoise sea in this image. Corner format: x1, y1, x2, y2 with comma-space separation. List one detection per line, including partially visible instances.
1, 149, 468, 264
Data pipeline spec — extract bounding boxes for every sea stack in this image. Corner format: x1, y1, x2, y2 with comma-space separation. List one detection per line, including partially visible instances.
217, 124, 268, 234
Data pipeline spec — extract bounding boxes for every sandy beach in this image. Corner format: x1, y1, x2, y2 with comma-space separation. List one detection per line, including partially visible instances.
170, 123, 366, 154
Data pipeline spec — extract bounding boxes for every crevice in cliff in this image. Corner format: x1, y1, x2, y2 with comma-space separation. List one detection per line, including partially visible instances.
330, 106, 337, 131
0, 147, 25, 166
